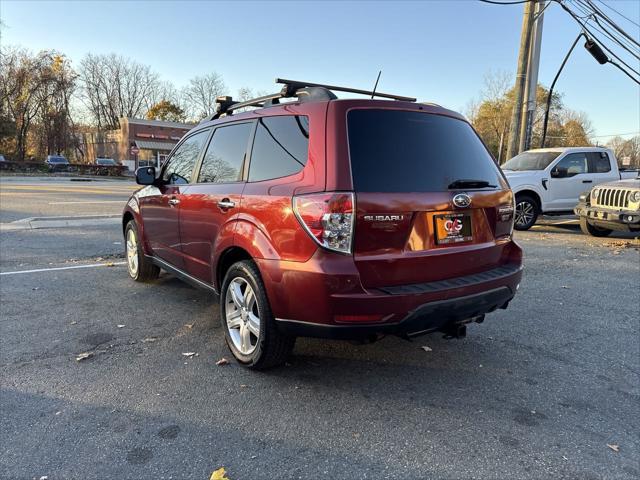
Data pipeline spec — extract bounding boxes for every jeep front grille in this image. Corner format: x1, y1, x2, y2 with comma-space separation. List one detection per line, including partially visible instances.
593, 188, 632, 209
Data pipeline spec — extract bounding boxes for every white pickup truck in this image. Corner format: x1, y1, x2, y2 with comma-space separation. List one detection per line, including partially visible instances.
501, 147, 638, 230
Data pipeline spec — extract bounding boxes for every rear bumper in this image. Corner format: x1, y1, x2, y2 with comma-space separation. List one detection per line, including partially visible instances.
575, 203, 640, 231
275, 286, 516, 339
257, 242, 523, 339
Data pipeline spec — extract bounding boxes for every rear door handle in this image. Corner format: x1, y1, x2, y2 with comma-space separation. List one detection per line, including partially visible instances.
168, 198, 180, 206
582, 180, 593, 184
217, 199, 236, 209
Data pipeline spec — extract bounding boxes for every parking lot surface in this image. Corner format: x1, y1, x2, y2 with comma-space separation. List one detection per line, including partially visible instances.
1, 178, 639, 479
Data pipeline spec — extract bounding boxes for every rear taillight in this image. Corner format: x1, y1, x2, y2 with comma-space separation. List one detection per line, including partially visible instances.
497, 203, 515, 236
293, 192, 355, 254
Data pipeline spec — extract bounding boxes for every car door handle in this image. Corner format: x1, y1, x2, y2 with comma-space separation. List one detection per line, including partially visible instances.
582, 180, 593, 183
217, 199, 236, 209
168, 198, 180, 206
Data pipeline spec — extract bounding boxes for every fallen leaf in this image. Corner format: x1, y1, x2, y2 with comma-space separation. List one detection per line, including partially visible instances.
104, 262, 115, 267
607, 443, 619, 452
420, 346, 433, 352
182, 352, 197, 358
184, 323, 194, 329
75, 352, 93, 362
117, 324, 125, 328
216, 357, 229, 366
210, 467, 229, 480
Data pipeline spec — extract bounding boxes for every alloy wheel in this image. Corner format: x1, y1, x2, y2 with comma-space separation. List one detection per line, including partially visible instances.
126, 228, 139, 278
225, 277, 261, 355
515, 200, 535, 228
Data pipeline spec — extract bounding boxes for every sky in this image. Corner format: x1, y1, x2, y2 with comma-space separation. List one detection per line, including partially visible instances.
1, 0, 639, 141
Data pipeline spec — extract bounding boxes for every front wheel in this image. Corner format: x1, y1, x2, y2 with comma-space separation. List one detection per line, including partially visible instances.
514, 195, 539, 231
125, 221, 160, 281
221, 260, 295, 370
579, 216, 612, 237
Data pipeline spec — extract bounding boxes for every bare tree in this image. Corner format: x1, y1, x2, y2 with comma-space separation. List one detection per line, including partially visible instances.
145, 80, 183, 113
78, 53, 159, 129
1, 46, 77, 161
182, 73, 226, 120
606, 135, 640, 168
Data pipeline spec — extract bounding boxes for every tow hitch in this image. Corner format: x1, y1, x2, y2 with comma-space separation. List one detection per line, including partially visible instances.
440, 315, 484, 339
440, 324, 467, 339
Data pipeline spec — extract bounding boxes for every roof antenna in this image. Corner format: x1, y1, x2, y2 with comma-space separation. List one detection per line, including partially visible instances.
371, 70, 382, 99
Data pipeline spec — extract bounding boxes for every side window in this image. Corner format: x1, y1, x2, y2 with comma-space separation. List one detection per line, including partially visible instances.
248, 115, 309, 182
587, 152, 611, 173
162, 130, 209, 184
554, 153, 587, 177
198, 122, 253, 183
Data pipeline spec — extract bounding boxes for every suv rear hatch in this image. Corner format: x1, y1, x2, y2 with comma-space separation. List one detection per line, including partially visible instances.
346, 108, 515, 289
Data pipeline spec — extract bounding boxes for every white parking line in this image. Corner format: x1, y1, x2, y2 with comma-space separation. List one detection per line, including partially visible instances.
0, 262, 126, 276
47, 201, 126, 205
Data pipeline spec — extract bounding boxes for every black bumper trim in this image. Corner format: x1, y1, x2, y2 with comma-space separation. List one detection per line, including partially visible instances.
275, 286, 516, 340
377, 263, 522, 295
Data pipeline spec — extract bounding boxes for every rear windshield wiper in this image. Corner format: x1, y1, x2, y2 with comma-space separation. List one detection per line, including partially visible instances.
448, 179, 497, 189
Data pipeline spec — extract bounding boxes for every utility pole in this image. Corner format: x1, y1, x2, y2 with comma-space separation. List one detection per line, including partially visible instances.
506, 0, 536, 161
519, 0, 545, 152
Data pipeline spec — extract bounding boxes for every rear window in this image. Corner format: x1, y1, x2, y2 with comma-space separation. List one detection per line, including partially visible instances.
347, 110, 502, 192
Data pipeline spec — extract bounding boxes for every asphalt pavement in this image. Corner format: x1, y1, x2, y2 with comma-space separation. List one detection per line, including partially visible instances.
1, 177, 638, 479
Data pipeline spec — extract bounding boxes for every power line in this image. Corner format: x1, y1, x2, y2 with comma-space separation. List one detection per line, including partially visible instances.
590, 131, 640, 138
570, 0, 640, 60
596, 0, 639, 28
478, 0, 532, 5
559, 2, 640, 81
587, 0, 640, 47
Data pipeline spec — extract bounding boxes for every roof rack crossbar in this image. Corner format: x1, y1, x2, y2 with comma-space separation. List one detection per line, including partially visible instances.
276, 78, 416, 102
208, 78, 416, 121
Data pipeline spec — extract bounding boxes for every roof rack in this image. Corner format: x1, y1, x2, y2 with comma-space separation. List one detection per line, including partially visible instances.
207, 78, 416, 121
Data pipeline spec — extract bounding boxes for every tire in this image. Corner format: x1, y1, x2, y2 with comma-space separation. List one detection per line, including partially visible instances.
220, 260, 296, 370
125, 220, 160, 282
514, 194, 539, 231
579, 216, 612, 237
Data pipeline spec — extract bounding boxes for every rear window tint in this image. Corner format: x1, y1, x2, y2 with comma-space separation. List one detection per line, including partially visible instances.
347, 110, 502, 192
248, 115, 309, 182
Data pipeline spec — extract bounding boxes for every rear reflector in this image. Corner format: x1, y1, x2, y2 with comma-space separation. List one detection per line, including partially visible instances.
334, 314, 384, 323
293, 192, 355, 254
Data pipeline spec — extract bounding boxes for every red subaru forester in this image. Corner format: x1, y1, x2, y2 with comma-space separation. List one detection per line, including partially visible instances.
123, 79, 523, 369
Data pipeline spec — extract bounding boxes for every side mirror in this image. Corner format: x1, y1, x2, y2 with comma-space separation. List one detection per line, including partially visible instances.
550, 167, 564, 178
136, 166, 156, 185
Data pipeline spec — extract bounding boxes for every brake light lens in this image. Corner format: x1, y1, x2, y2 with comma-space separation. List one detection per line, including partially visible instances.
497, 202, 515, 236
293, 192, 355, 254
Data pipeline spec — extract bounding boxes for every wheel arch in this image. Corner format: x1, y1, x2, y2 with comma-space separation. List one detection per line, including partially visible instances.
122, 211, 134, 235
515, 189, 542, 212
216, 246, 253, 293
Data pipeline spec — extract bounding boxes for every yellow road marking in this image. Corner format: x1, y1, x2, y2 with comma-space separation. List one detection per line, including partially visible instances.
1, 186, 135, 195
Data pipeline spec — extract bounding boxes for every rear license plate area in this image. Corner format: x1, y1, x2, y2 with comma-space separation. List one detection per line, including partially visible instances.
434, 213, 473, 245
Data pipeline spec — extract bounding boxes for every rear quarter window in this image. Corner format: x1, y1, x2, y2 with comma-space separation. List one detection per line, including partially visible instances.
248, 115, 309, 182
347, 109, 502, 192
